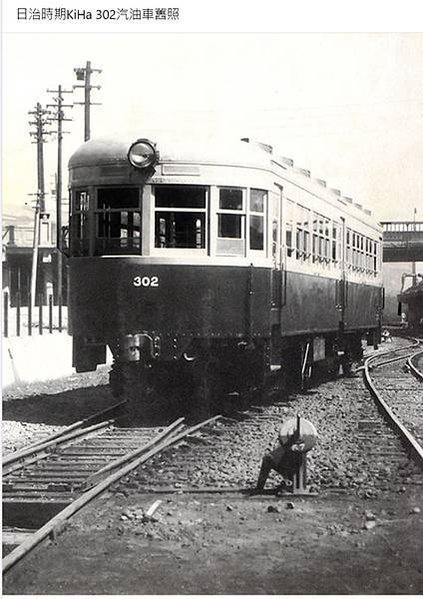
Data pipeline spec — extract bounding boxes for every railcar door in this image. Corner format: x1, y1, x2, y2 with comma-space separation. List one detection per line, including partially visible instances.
336, 216, 347, 328
270, 186, 285, 324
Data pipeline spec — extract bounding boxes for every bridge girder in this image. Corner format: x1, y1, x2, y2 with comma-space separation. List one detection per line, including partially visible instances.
381, 221, 423, 263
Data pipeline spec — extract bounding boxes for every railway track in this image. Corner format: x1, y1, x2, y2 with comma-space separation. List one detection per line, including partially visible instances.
127, 338, 423, 499
3, 337, 421, 575
2, 404, 221, 573
342, 340, 423, 492
363, 338, 423, 469
408, 349, 423, 382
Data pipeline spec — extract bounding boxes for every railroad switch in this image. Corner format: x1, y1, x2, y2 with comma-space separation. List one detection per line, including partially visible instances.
289, 452, 313, 495
281, 416, 318, 496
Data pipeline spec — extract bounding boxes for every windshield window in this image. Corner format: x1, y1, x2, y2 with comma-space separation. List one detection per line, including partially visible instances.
154, 186, 208, 249
95, 187, 141, 255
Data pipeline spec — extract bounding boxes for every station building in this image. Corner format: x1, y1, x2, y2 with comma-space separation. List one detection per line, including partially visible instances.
2, 210, 66, 306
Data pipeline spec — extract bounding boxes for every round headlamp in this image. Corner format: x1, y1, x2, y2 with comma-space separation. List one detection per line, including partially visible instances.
127, 139, 157, 169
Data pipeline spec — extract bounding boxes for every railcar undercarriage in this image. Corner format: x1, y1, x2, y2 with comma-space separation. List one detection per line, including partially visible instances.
107, 337, 269, 423
82, 328, 374, 424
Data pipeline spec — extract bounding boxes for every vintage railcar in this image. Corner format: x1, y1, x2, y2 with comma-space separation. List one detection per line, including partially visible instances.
66, 136, 383, 416
398, 276, 423, 333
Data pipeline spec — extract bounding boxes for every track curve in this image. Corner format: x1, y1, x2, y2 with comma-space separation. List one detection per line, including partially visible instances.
363, 338, 423, 468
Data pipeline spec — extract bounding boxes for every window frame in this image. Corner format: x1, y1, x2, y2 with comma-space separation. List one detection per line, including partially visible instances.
216, 186, 247, 257
70, 188, 91, 257
152, 184, 209, 254
312, 211, 331, 265
295, 204, 311, 262
94, 186, 142, 256
346, 227, 379, 276
332, 221, 341, 267
215, 186, 268, 258
248, 188, 267, 255
284, 198, 296, 259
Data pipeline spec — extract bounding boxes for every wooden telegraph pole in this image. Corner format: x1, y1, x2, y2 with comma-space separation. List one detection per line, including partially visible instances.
73, 61, 102, 141
28, 103, 51, 307
411, 207, 417, 286
47, 85, 73, 323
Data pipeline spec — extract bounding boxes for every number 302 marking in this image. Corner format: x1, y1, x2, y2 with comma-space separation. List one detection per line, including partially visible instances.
133, 275, 159, 288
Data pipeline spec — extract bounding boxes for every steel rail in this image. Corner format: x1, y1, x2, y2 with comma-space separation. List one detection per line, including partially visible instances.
357, 339, 420, 373
3, 420, 115, 476
3, 400, 126, 468
83, 414, 221, 490
367, 339, 420, 363
363, 342, 423, 469
83, 417, 186, 488
2, 414, 221, 574
407, 350, 423, 382
369, 352, 418, 370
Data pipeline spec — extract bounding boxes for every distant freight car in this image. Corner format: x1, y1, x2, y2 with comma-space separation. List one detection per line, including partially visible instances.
398, 276, 423, 333
65, 136, 383, 418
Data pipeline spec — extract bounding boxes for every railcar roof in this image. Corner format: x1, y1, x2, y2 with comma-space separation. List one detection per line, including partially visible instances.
68, 136, 380, 228
68, 137, 271, 169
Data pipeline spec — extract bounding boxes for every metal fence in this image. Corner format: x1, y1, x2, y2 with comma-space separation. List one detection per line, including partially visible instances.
3, 291, 67, 337
381, 221, 423, 233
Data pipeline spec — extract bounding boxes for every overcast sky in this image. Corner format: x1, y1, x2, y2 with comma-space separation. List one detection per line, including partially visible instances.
3, 32, 423, 230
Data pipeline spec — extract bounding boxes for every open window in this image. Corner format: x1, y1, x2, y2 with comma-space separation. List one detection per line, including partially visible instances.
332, 222, 341, 265
70, 189, 90, 256
95, 187, 141, 255
154, 186, 207, 250
312, 212, 331, 264
295, 204, 311, 261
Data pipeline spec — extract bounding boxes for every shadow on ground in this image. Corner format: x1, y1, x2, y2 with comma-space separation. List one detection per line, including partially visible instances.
2, 367, 114, 426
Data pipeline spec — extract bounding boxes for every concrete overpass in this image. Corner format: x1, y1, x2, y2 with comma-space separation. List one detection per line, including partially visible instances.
382, 221, 423, 262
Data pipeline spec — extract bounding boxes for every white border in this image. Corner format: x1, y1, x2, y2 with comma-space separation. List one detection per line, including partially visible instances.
3, 0, 423, 34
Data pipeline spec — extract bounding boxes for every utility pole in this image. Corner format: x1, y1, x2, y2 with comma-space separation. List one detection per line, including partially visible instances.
47, 85, 73, 315
73, 60, 102, 141
28, 103, 51, 306
412, 207, 417, 286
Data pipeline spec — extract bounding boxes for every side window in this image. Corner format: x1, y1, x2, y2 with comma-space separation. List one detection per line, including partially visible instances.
154, 186, 207, 250
285, 199, 295, 257
323, 218, 332, 265
296, 205, 311, 261
352, 233, 359, 270
272, 187, 282, 263
312, 213, 331, 265
355, 233, 360, 269
323, 218, 331, 263
332, 222, 341, 264
312, 213, 323, 263
70, 189, 90, 256
216, 188, 245, 256
375, 239, 380, 274
346, 229, 378, 274
346, 228, 352, 268
367, 237, 376, 274
249, 189, 266, 251
366, 238, 371, 272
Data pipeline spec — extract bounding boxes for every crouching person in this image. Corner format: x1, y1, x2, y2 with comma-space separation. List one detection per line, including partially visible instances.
255, 416, 317, 494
